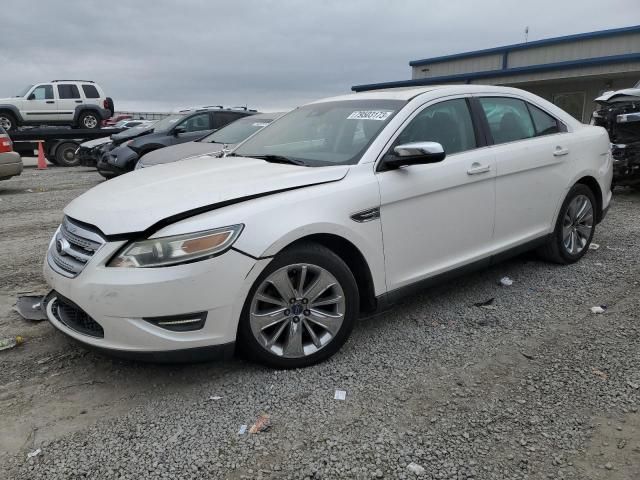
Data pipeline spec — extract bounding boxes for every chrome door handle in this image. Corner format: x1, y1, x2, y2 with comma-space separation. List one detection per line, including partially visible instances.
467, 163, 491, 175
553, 146, 570, 157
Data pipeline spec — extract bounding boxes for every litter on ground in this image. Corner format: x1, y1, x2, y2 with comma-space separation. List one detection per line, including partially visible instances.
0, 336, 24, 352
238, 425, 247, 435
407, 462, 426, 475
27, 448, 41, 459
248, 414, 271, 434
589, 243, 600, 250
590, 306, 606, 314
14, 295, 47, 321
334, 389, 347, 400
499, 276, 514, 286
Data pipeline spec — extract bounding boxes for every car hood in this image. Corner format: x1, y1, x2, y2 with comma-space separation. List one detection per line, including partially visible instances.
140, 141, 228, 167
595, 87, 640, 104
65, 156, 350, 236
111, 126, 155, 143
80, 137, 112, 148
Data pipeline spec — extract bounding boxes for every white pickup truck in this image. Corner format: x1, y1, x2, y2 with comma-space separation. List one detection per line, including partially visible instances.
0, 80, 113, 131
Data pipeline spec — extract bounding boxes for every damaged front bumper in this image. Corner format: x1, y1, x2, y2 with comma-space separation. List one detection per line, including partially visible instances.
593, 94, 640, 187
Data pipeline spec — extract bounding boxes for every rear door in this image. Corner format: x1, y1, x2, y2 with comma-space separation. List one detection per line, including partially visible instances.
473, 95, 573, 248
22, 84, 57, 121
212, 111, 245, 130
56, 84, 82, 121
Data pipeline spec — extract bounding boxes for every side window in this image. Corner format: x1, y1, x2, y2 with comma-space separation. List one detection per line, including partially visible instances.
57, 84, 81, 99
31, 85, 53, 100
82, 84, 100, 99
527, 103, 560, 136
213, 112, 241, 129
180, 113, 211, 132
395, 98, 477, 155
479, 97, 535, 144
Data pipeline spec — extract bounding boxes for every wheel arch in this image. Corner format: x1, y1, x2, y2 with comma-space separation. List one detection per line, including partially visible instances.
0, 105, 23, 123
575, 175, 603, 223
280, 233, 378, 314
73, 106, 103, 125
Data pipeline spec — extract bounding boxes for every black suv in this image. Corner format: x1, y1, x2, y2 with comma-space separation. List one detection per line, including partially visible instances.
97, 107, 256, 178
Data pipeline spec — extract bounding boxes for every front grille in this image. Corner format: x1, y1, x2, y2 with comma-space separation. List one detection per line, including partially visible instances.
47, 217, 105, 278
51, 294, 104, 338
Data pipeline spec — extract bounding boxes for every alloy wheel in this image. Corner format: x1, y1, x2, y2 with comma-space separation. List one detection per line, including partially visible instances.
249, 263, 346, 358
83, 115, 98, 128
562, 194, 593, 255
0, 116, 12, 130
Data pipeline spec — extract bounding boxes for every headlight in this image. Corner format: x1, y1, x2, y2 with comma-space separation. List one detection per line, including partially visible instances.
108, 225, 243, 268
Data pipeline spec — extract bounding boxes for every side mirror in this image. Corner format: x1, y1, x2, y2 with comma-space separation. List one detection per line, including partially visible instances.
173, 126, 186, 135
381, 142, 446, 170
27, 93, 35, 100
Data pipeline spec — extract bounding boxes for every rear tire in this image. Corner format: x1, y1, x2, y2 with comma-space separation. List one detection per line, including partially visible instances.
537, 184, 596, 264
78, 111, 100, 129
0, 112, 17, 131
54, 142, 80, 167
238, 243, 358, 368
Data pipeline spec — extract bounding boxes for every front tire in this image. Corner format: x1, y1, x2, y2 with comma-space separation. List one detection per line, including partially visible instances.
238, 243, 358, 368
538, 184, 596, 264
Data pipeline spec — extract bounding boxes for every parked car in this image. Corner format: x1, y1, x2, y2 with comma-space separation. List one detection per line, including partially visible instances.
135, 112, 284, 169
0, 127, 23, 181
43, 85, 612, 367
97, 107, 256, 178
0, 80, 114, 131
76, 120, 156, 167
592, 81, 640, 188
103, 114, 132, 127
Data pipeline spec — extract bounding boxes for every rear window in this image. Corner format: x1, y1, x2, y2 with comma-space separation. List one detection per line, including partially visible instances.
82, 84, 100, 99
213, 112, 244, 129
527, 104, 561, 136
58, 84, 80, 99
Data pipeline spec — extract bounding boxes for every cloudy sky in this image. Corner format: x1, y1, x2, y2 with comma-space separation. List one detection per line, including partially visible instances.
1, 0, 637, 112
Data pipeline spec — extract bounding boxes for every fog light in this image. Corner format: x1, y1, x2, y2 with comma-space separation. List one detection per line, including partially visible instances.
143, 312, 207, 332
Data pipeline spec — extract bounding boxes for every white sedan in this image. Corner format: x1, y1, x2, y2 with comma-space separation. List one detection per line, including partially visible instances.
43, 85, 612, 368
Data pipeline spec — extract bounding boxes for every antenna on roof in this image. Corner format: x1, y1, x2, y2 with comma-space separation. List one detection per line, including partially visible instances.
524, 26, 529, 43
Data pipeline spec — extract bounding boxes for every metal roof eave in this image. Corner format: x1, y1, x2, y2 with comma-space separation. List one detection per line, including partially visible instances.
409, 24, 640, 67
352, 52, 640, 92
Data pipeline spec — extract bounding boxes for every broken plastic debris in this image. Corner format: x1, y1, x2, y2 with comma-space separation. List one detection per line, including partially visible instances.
238, 424, 247, 435
27, 448, 41, 459
208, 395, 222, 401
334, 389, 347, 400
249, 414, 271, 434
589, 243, 600, 250
0, 336, 24, 352
590, 306, 606, 314
499, 276, 514, 286
14, 295, 47, 321
407, 462, 426, 475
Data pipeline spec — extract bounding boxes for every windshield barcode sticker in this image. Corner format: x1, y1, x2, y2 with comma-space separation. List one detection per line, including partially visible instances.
347, 110, 393, 121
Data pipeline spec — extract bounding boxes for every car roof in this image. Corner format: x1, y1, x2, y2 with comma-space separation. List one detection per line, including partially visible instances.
310, 85, 535, 104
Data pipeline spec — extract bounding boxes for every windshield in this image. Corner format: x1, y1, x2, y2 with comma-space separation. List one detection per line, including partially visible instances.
200, 115, 276, 144
18, 85, 33, 97
150, 114, 185, 132
233, 100, 405, 166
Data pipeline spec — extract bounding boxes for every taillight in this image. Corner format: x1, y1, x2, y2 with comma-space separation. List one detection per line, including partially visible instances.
0, 134, 12, 153
103, 99, 109, 109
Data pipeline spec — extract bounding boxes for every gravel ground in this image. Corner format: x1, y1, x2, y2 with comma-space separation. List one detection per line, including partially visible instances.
1, 160, 639, 480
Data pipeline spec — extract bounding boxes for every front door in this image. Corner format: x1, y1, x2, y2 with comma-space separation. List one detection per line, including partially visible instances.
376, 97, 496, 291
23, 84, 57, 122
171, 112, 214, 145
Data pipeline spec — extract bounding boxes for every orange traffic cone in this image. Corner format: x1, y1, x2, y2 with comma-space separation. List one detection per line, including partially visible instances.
37, 141, 47, 170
